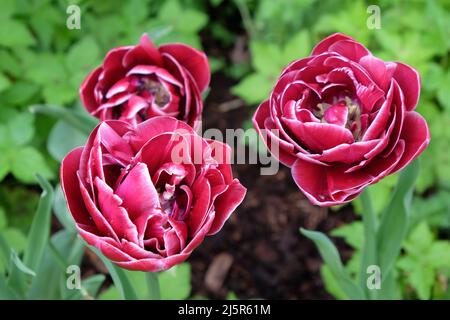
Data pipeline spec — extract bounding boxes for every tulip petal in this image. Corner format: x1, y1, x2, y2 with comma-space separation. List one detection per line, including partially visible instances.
80, 67, 102, 113
60, 147, 93, 226
116, 163, 160, 242
312, 33, 356, 55
127, 116, 194, 151
311, 139, 380, 164
282, 119, 354, 153
391, 112, 430, 172
95, 177, 139, 244
359, 56, 395, 91
185, 175, 211, 237
208, 179, 246, 235
253, 100, 298, 166
392, 62, 420, 111
160, 43, 210, 92
328, 40, 371, 62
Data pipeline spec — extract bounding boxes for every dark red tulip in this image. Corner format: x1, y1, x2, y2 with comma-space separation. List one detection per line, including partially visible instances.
253, 33, 430, 206
60, 117, 246, 271
80, 34, 210, 128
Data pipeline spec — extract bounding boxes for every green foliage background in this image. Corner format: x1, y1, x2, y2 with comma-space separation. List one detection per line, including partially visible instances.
0, 0, 448, 300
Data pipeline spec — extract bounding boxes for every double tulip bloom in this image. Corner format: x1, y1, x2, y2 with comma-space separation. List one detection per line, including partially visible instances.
80, 34, 209, 128
253, 33, 430, 206
61, 117, 246, 271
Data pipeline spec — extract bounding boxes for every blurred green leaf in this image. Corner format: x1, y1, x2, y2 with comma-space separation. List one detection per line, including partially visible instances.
146, 272, 161, 300
23, 175, 53, 272
47, 120, 88, 162
282, 31, 311, 62
159, 263, 191, 300
397, 222, 450, 299
2, 228, 27, 254
320, 265, 348, 300
10, 147, 54, 184
231, 73, 273, 105
331, 222, 363, 250
0, 207, 6, 230
0, 276, 18, 299
91, 247, 138, 300
10, 250, 36, 277
0, 0, 16, 20
98, 285, 121, 300
0, 73, 11, 92
53, 184, 76, 232
377, 161, 419, 280
28, 230, 84, 299
437, 71, 450, 111
65, 274, 106, 300
314, 0, 370, 44
301, 228, 365, 299
7, 112, 34, 146
0, 19, 35, 48
0, 153, 9, 182
411, 191, 450, 229
250, 41, 283, 76
0, 81, 40, 106
30, 104, 97, 136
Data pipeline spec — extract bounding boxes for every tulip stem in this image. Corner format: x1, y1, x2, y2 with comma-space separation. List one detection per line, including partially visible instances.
359, 188, 378, 300
146, 272, 160, 300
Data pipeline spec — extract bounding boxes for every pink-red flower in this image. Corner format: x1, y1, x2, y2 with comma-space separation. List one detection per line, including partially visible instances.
80, 34, 210, 127
253, 33, 430, 206
60, 116, 246, 271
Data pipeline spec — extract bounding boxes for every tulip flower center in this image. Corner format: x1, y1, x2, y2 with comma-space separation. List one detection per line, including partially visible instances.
139, 77, 171, 107
314, 97, 362, 140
